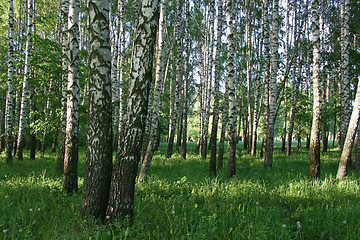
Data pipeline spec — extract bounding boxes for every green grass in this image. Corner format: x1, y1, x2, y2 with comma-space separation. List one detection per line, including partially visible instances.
1, 142, 360, 239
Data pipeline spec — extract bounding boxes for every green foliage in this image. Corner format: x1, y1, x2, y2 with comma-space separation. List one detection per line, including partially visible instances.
1, 143, 360, 239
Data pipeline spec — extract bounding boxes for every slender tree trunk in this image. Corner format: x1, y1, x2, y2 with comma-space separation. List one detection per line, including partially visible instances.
218, 80, 228, 170
209, 0, 222, 176
81, 0, 113, 220
353, 124, 360, 171
17, 0, 33, 160
138, 0, 166, 183
106, 0, 159, 222
322, 74, 330, 152
57, 0, 69, 171
308, 0, 321, 179
264, 0, 279, 169
226, 0, 236, 178
6, 0, 15, 163
63, 0, 80, 194
29, 92, 36, 160
336, 75, 360, 179
117, 0, 126, 142
260, 0, 270, 159
181, 1, 190, 160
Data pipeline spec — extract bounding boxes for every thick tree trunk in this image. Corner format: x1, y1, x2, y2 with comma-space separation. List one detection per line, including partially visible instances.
339, 0, 351, 149
336, 75, 360, 180
226, 0, 236, 178
138, 0, 166, 183
308, 0, 321, 179
63, 0, 80, 194
81, 0, 113, 220
6, 0, 15, 163
106, 0, 159, 222
17, 0, 33, 160
264, 0, 279, 169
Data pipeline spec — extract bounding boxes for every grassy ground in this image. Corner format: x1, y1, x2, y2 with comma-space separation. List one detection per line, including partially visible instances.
1, 142, 360, 239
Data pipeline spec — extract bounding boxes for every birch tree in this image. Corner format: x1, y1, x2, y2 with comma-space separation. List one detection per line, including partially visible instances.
138, 0, 166, 183
63, 0, 80, 193
17, 0, 33, 160
308, 0, 321, 178
181, 0, 190, 160
226, 0, 236, 178
339, 0, 351, 149
336, 75, 360, 180
81, 0, 113, 220
6, 0, 15, 163
106, 0, 159, 222
209, 0, 223, 175
57, 0, 69, 172
264, 0, 279, 168
167, 0, 182, 158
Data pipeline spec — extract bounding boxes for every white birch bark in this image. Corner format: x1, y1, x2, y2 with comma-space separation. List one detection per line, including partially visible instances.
17, 0, 33, 160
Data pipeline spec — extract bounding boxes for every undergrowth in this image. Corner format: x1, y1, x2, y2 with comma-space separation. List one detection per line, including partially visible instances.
0, 142, 359, 239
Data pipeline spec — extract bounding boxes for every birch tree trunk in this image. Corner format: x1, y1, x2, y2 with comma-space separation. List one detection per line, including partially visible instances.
260, 0, 270, 159
209, 0, 223, 175
6, 0, 15, 163
336, 75, 360, 180
138, 0, 166, 183
339, 0, 351, 149
106, 0, 159, 222
226, 0, 236, 178
81, 0, 113, 220
117, 0, 126, 140
57, 0, 69, 171
63, 0, 80, 194
181, 0, 190, 160
218, 79, 228, 170
17, 0, 33, 160
264, 0, 279, 169
308, 0, 321, 178
166, 0, 181, 158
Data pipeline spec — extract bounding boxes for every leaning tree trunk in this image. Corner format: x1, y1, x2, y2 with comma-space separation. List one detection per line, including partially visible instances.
166, 0, 182, 158
308, 0, 321, 179
63, 0, 80, 194
181, 0, 190, 160
106, 0, 159, 222
339, 0, 351, 149
57, 0, 69, 172
336, 75, 360, 180
6, 0, 15, 163
81, 0, 113, 220
226, 0, 236, 178
209, 0, 223, 176
138, 0, 166, 183
264, 0, 279, 169
17, 0, 33, 160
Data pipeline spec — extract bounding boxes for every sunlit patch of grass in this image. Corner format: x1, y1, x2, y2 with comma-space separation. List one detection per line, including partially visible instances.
1, 142, 360, 239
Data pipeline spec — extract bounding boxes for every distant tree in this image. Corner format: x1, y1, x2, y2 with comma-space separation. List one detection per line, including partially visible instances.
106, 0, 159, 222
81, 0, 113, 220
308, 0, 321, 178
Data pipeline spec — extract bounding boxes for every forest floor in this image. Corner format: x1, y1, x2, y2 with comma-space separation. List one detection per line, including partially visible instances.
1, 142, 360, 239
